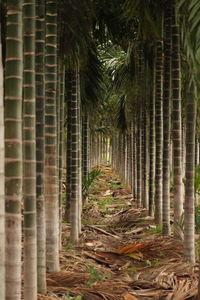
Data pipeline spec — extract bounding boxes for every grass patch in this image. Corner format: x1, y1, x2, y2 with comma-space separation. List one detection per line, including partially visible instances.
86, 266, 102, 287
145, 224, 162, 235
107, 182, 123, 189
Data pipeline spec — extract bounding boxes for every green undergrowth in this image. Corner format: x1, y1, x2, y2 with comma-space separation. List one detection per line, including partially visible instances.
66, 294, 82, 300
107, 182, 123, 189
145, 224, 162, 235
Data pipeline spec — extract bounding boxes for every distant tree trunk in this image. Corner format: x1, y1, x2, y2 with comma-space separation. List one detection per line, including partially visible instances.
130, 121, 135, 198
133, 116, 137, 200
195, 134, 199, 167
148, 63, 156, 217
137, 107, 142, 206
5, 1, 23, 299
184, 85, 196, 263
162, 2, 172, 235
127, 132, 131, 187
172, 1, 183, 237
0, 21, 5, 300
77, 72, 82, 235
45, 0, 60, 273
35, 0, 46, 293
82, 113, 90, 181
58, 66, 65, 248
64, 72, 72, 222
142, 104, 149, 209
155, 40, 164, 225
23, 0, 37, 298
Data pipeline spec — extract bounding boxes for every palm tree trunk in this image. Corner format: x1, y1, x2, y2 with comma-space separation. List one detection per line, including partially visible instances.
5, 1, 23, 299
133, 116, 137, 200
137, 107, 142, 206
0, 21, 5, 300
35, 0, 46, 293
155, 40, 164, 225
23, 1, 37, 298
64, 72, 72, 222
45, 0, 59, 273
59, 66, 65, 247
142, 104, 149, 209
70, 69, 80, 243
77, 72, 82, 234
184, 85, 196, 263
162, 2, 172, 235
172, 1, 183, 236
82, 114, 90, 180
148, 54, 156, 216
195, 134, 199, 166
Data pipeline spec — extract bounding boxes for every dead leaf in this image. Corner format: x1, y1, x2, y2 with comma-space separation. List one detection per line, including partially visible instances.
123, 293, 138, 300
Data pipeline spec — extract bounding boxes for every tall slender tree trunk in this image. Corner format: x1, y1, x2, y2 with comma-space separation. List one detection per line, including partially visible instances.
162, 2, 172, 235
70, 69, 80, 243
59, 66, 65, 247
23, 1, 37, 298
137, 107, 142, 206
184, 85, 196, 262
45, 0, 60, 272
64, 72, 72, 222
77, 72, 82, 235
155, 40, 164, 225
5, 1, 23, 299
172, 1, 183, 237
35, 0, 46, 293
148, 65, 156, 217
82, 114, 90, 180
142, 103, 148, 209
0, 21, 5, 300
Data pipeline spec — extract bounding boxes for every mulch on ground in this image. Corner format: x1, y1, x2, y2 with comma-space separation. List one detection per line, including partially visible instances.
40, 165, 198, 300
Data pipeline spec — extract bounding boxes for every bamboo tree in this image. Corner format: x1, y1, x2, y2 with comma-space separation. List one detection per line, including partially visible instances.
36, 0, 46, 293
5, 1, 23, 299
0, 21, 5, 300
184, 84, 196, 262
162, 2, 172, 235
45, 0, 60, 272
23, 0, 37, 298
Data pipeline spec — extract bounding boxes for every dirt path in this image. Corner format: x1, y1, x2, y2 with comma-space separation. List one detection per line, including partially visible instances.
39, 165, 198, 300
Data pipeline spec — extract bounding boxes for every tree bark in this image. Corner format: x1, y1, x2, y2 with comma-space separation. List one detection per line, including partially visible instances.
162, 1, 172, 235
45, 0, 60, 273
0, 20, 5, 300
5, 1, 23, 299
23, 1, 37, 298
36, 0, 46, 293
172, 1, 183, 237
155, 40, 164, 225
184, 85, 196, 263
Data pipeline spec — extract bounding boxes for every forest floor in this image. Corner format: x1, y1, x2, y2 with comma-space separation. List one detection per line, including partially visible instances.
39, 165, 199, 300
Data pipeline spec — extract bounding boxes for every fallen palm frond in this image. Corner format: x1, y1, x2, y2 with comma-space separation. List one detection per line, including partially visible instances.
47, 271, 89, 288
116, 238, 183, 261
128, 261, 198, 300
37, 295, 58, 300
77, 282, 131, 300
